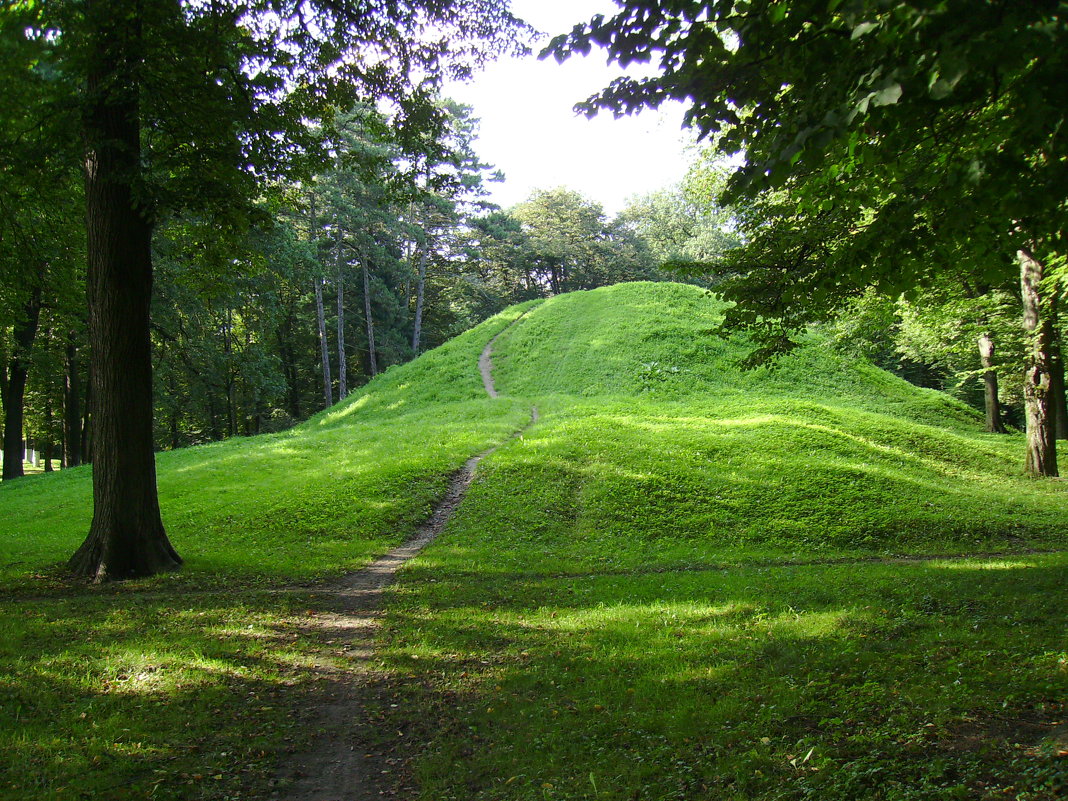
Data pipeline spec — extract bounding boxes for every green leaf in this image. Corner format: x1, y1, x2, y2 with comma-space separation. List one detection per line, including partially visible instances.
851, 21, 879, 39
872, 83, 902, 107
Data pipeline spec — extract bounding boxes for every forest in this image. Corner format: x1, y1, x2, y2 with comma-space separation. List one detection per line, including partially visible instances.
1, 1, 1066, 800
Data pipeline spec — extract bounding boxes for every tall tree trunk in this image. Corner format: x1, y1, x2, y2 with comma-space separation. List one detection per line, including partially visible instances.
1051, 329, 1068, 441
411, 245, 429, 354
68, 1, 181, 580
362, 256, 378, 377
1019, 247, 1058, 477
336, 238, 348, 399
977, 333, 1007, 434
43, 398, 55, 473
64, 335, 82, 467
314, 276, 333, 408
1, 283, 42, 481
223, 309, 237, 437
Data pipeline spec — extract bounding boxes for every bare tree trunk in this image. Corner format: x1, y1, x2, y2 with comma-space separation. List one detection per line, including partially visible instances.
1019, 247, 1058, 477
362, 257, 378, 377
64, 334, 82, 467
314, 276, 333, 408
977, 333, 1007, 434
1, 283, 42, 481
411, 245, 429, 354
336, 238, 348, 399
43, 398, 54, 472
69, 0, 181, 580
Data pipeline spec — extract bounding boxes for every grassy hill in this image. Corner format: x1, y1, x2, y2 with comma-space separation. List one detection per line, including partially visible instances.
1, 282, 1065, 800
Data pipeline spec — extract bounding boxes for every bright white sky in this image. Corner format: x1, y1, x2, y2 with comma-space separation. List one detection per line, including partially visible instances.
444, 0, 696, 216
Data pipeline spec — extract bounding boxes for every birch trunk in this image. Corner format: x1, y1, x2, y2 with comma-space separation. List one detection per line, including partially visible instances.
1019, 247, 1058, 476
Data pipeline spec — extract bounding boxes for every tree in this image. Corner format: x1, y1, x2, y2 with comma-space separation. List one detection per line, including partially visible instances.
404, 100, 498, 354
6, 0, 527, 580
513, 188, 655, 294
550, 1, 1068, 475
620, 159, 738, 270
894, 289, 1024, 433
0, 10, 84, 481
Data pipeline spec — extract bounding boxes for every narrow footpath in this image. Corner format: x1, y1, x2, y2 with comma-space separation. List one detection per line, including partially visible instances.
276, 318, 535, 801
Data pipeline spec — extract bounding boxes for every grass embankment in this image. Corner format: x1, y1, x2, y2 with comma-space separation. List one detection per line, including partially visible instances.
0, 303, 536, 800
374, 283, 1067, 800
1, 282, 1065, 800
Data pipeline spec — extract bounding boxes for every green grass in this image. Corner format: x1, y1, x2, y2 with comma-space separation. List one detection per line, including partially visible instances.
1, 282, 1066, 800
0, 303, 536, 800
0, 302, 537, 589
380, 552, 1068, 800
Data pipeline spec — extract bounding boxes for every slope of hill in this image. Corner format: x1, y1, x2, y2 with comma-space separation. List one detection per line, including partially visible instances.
432, 282, 1067, 574
0, 302, 536, 587
1, 281, 1065, 801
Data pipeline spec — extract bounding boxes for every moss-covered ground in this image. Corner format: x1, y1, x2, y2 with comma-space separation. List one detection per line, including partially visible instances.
1, 283, 1065, 800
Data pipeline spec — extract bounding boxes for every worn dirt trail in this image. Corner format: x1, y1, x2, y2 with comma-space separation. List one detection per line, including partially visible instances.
275, 319, 534, 801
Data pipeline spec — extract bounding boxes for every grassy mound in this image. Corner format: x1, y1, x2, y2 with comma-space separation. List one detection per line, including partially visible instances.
0, 302, 537, 588
1, 281, 1065, 801
377, 281, 1068, 801
448, 282, 1068, 568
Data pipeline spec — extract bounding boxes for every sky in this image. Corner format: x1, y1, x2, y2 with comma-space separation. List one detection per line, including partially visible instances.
444, 0, 697, 216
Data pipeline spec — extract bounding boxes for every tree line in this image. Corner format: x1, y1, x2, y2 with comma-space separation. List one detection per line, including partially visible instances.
1, 105, 695, 477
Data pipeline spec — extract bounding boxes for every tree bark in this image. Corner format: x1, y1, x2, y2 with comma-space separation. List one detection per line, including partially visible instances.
314, 276, 333, 408
1, 283, 42, 481
43, 398, 55, 472
68, 0, 181, 580
362, 256, 378, 377
336, 237, 348, 399
411, 245, 428, 353
977, 332, 1007, 434
64, 334, 82, 467
1051, 330, 1068, 441
1019, 247, 1058, 477
224, 308, 237, 437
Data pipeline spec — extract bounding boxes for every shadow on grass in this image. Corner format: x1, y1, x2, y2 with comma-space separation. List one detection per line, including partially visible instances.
0, 590, 341, 801
377, 555, 1068, 800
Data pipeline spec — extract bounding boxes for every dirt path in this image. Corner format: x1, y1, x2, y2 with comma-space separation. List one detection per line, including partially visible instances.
478, 311, 528, 398
275, 319, 534, 800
